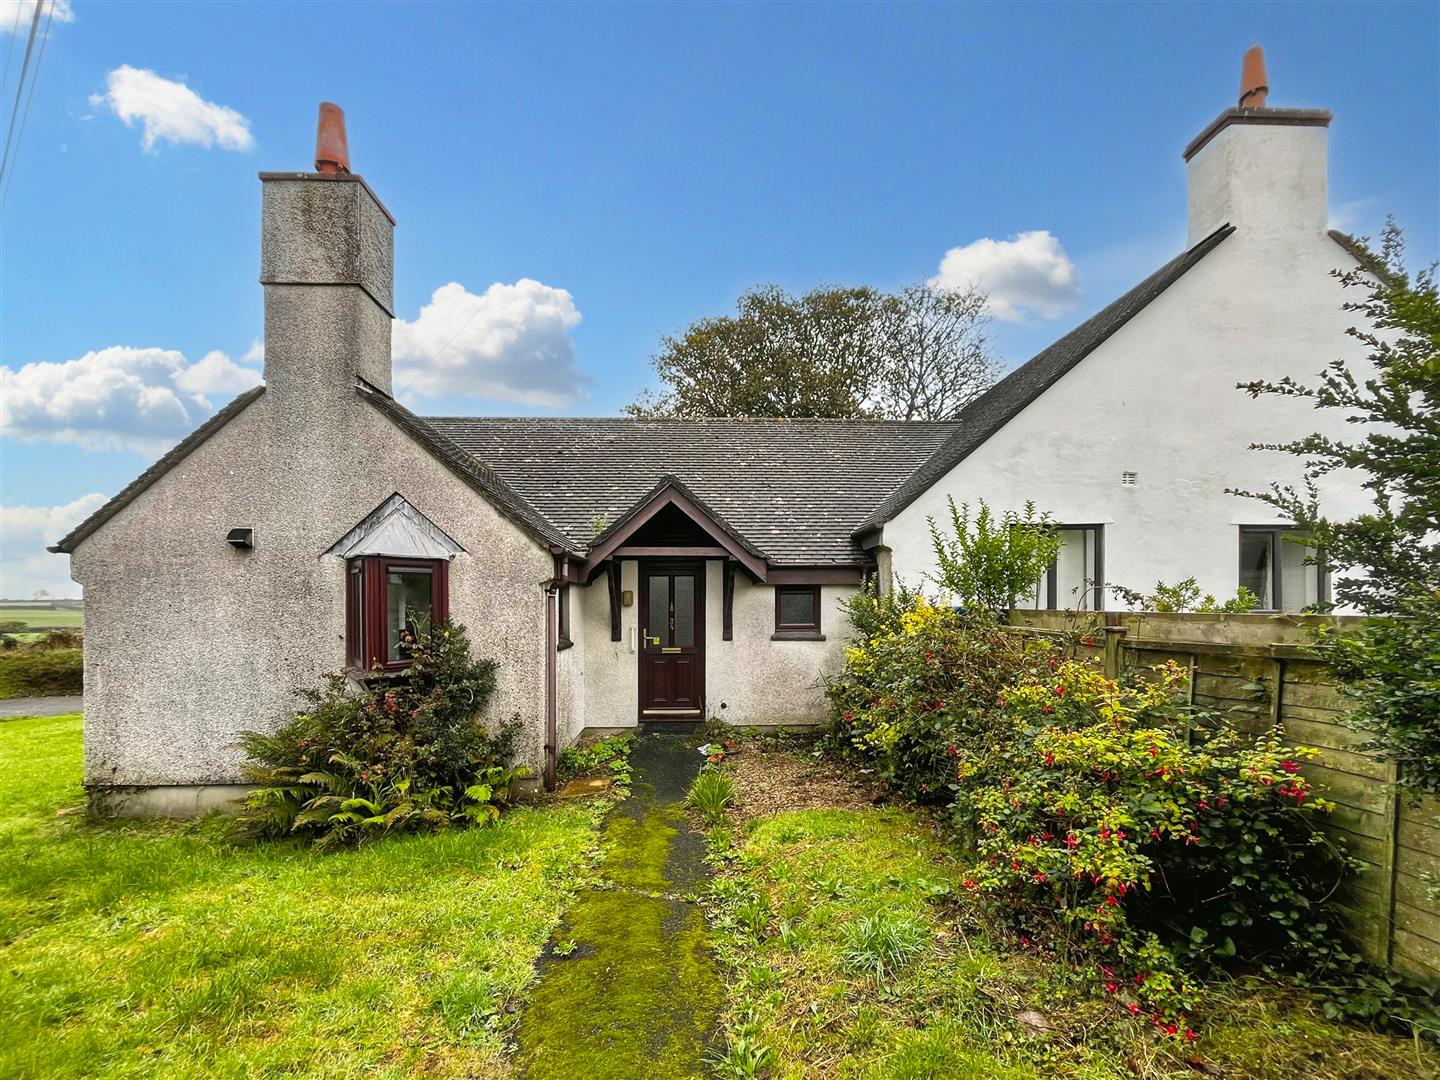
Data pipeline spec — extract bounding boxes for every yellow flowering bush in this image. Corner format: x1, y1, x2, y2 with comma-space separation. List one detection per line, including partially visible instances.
824, 594, 1052, 801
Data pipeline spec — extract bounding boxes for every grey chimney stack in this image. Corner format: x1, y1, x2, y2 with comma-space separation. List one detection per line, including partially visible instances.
258, 104, 395, 406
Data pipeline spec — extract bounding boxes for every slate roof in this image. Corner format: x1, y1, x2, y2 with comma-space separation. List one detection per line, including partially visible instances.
852, 222, 1237, 533
359, 385, 576, 550
428, 417, 960, 564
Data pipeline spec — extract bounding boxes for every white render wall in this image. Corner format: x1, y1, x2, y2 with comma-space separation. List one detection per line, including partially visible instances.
883, 224, 1371, 607
567, 559, 856, 731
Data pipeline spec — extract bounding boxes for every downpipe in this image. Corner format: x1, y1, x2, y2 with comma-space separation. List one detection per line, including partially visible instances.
544, 581, 559, 792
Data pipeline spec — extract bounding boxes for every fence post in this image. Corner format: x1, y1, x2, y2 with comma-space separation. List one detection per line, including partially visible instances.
1101, 613, 1127, 681
1378, 762, 1402, 966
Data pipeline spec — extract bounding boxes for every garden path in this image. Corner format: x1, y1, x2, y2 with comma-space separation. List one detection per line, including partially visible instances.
513, 734, 723, 1079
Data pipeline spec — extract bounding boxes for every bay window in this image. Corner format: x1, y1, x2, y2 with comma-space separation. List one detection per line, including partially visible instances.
346, 555, 449, 671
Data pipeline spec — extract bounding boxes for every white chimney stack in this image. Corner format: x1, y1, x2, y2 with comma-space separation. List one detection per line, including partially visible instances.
1184, 47, 1332, 246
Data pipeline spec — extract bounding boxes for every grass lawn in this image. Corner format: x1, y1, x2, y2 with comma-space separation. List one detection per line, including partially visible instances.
705, 745, 1438, 1080
0, 713, 609, 1079
0, 607, 84, 629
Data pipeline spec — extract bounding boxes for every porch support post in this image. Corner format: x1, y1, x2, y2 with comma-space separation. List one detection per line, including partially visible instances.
607, 560, 622, 642
723, 561, 736, 641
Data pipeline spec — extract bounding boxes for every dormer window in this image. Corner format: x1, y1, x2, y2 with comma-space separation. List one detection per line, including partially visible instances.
330, 494, 464, 672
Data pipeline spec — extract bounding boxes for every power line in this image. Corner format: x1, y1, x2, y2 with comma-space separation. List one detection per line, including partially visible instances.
396, 290, 496, 398
0, 0, 43, 188
0, 0, 53, 212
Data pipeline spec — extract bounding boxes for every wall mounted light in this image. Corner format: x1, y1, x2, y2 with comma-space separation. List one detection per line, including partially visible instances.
227, 527, 255, 550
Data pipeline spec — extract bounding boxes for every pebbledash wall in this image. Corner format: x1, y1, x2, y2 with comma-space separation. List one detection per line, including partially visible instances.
70, 172, 556, 816
882, 115, 1372, 605
1010, 610, 1440, 979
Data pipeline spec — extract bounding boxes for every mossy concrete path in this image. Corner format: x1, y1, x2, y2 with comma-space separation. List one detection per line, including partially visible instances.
514, 735, 723, 1079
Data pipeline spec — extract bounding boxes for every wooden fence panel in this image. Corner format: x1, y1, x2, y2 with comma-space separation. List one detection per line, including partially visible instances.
1005, 610, 1440, 977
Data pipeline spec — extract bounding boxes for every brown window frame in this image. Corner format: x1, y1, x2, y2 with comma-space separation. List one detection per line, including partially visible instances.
345, 555, 450, 672
773, 585, 823, 639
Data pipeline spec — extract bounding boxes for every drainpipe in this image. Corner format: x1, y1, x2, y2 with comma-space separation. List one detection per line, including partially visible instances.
544, 581, 559, 791
542, 549, 569, 792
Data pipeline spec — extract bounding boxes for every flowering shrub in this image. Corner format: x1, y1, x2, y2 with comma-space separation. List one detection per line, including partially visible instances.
239, 621, 528, 848
954, 659, 1350, 1026
823, 594, 1052, 800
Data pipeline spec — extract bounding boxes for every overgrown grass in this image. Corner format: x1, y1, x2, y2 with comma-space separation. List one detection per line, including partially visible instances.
0, 648, 82, 698
0, 607, 84, 629
706, 805, 1438, 1080
0, 713, 609, 1079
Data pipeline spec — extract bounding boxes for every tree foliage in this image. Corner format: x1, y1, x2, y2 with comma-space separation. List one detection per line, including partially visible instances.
1232, 220, 1440, 791
627, 282, 996, 420
928, 498, 1061, 614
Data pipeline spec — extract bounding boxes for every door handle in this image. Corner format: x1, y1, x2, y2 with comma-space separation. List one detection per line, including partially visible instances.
642, 627, 660, 646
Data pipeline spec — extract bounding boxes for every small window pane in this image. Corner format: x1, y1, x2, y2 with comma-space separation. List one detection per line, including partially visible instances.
673, 575, 695, 647
647, 575, 670, 648
1239, 532, 1274, 608
778, 588, 817, 628
387, 569, 434, 661
1278, 534, 1321, 611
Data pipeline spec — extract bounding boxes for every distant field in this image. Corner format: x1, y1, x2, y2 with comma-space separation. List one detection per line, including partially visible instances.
0, 608, 83, 629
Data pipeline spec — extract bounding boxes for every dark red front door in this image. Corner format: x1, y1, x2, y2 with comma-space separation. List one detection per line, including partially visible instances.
639, 562, 705, 720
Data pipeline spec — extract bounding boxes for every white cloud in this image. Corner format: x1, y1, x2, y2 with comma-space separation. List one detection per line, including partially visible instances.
393, 279, 587, 406
241, 339, 264, 364
90, 65, 253, 152
931, 230, 1081, 323
1, 493, 106, 600
1, 1, 74, 36
1, 345, 262, 455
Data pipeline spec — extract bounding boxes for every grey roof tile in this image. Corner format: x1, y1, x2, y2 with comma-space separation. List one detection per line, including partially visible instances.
427, 416, 960, 564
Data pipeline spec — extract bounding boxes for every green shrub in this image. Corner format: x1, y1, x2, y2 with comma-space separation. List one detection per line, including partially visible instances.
0, 648, 82, 699
1113, 577, 1261, 613
954, 658, 1356, 1026
685, 769, 737, 824
238, 621, 528, 848
559, 733, 635, 787
928, 497, 1061, 614
822, 596, 1052, 801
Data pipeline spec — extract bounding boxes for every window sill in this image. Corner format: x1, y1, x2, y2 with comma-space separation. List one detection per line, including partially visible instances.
772, 630, 825, 641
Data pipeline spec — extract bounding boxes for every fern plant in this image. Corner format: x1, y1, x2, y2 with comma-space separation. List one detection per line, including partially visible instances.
237, 621, 528, 848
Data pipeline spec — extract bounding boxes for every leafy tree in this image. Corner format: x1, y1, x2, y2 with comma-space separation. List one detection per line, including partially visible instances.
928, 498, 1061, 614
627, 282, 996, 419
1232, 220, 1440, 792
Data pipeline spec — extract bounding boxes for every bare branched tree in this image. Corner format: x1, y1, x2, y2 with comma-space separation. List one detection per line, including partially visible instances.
872, 283, 998, 420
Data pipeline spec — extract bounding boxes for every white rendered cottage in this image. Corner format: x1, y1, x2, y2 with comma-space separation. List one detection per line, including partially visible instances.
52, 53, 1372, 814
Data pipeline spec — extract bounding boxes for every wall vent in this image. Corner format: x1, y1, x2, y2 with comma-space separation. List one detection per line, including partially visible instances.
1121, 471, 1138, 486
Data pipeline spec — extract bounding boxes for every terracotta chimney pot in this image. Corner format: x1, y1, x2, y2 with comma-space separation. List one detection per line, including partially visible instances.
315, 102, 350, 173
1239, 46, 1268, 109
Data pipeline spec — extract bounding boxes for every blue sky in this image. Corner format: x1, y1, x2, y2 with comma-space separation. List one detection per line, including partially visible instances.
2, 1, 1437, 597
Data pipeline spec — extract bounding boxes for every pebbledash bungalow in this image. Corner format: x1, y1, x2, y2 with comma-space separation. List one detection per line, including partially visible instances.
52, 51, 1374, 815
